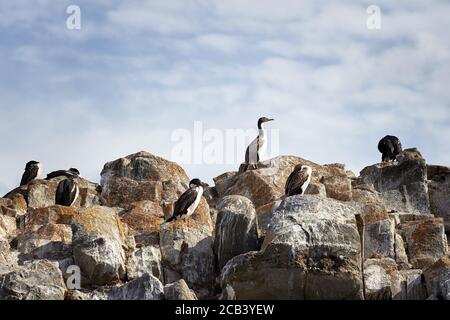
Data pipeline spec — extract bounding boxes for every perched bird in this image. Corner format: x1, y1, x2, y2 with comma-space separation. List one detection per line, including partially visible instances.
55, 177, 79, 207
46, 168, 80, 180
378, 135, 402, 162
164, 179, 204, 223
244, 117, 274, 169
20, 161, 43, 186
285, 165, 313, 197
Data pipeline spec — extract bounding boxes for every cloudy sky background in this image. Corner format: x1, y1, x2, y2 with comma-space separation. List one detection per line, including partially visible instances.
1, 0, 449, 194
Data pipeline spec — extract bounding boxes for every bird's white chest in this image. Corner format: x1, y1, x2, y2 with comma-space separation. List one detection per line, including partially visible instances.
37, 163, 43, 179
187, 186, 203, 216
258, 129, 266, 153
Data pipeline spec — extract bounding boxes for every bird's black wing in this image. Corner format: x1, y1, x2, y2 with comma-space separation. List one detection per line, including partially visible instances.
173, 188, 198, 217
285, 170, 309, 196
20, 166, 39, 186
55, 179, 76, 206
46, 170, 78, 180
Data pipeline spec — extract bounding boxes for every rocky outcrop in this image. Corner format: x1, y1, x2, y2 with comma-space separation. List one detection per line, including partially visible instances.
354, 159, 430, 214
220, 196, 363, 300
0, 150, 449, 300
100, 151, 189, 208
214, 196, 259, 270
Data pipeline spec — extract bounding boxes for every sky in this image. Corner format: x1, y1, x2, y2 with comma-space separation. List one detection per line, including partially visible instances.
0, 0, 449, 195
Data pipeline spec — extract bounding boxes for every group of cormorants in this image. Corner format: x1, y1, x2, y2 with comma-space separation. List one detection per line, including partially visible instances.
12, 117, 403, 224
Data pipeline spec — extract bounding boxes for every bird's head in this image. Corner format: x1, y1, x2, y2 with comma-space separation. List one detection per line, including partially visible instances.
189, 178, 202, 188
25, 160, 40, 169
258, 117, 274, 127
69, 168, 80, 175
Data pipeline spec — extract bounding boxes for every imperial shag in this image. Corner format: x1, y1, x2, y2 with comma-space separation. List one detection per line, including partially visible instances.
244, 117, 274, 169
285, 165, 313, 196
164, 179, 204, 223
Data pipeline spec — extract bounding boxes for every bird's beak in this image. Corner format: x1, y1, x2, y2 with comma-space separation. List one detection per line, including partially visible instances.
268, 118, 274, 122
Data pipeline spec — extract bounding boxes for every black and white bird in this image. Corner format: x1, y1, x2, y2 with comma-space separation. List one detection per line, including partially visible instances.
244, 117, 274, 169
164, 179, 204, 223
285, 165, 313, 197
378, 135, 403, 163
20, 161, 43, 186
46, 168, 80, 180
55, 177, 79, 207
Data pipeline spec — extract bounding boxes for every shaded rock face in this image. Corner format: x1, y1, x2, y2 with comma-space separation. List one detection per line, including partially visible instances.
4, 177, 101, 210
100, 151, 189, 208
215, 156, 353, 209
427, 165, 450, 233
354, 159, 430, 214
72, 206, 128, 286
220, 196, 363, 300
214, 196, 259, 270
423, 256, 450, 300
0, 260, 66, 300
160, 199, 215, 298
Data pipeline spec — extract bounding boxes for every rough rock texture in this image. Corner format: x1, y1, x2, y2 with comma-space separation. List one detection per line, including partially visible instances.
220, 196, 363, 300
354, 159, 430, 214
164, 279, 198, 300
423, 256, 450, 300
215, 156, 353, 208
72, 206, 128, 286
427, 165, 450, 233
100, 151, 189, 207
397, 218, 448, 269
214, 196, 259, 270
0, 260, 66, 300
126, 245, 163, 282
160, 199, 215, 298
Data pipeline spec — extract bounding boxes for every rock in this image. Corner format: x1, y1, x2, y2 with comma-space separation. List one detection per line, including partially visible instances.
215, 156, 353, 208
164, 279, 198, 300
108, 273, 164, 300
160, 199, 215, 298
126, 245, 163, 283
18, 205, 77, 232
0, 260, 66, 300
100, 151, 189, 208
68, 273, 164, 300
394, 233, 411, 269
72, 206, 128, 286
220, 196, 363, 300
354, 157, 430, 214
0, 215, 16, 240
397, 217, 448, 269
121, 200, 164, 237
4, 177, 101, 210
255, 200, 281, 240
427, 165, 450, 232
398, 269, 428, 300
214, 196, 259, 270
359, 203, 395, 260
17, 223, 72, 261
363, 258, 403, 300
304, 182, 327, 197
0, 194, 27, 218
423, 256, 450, 300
